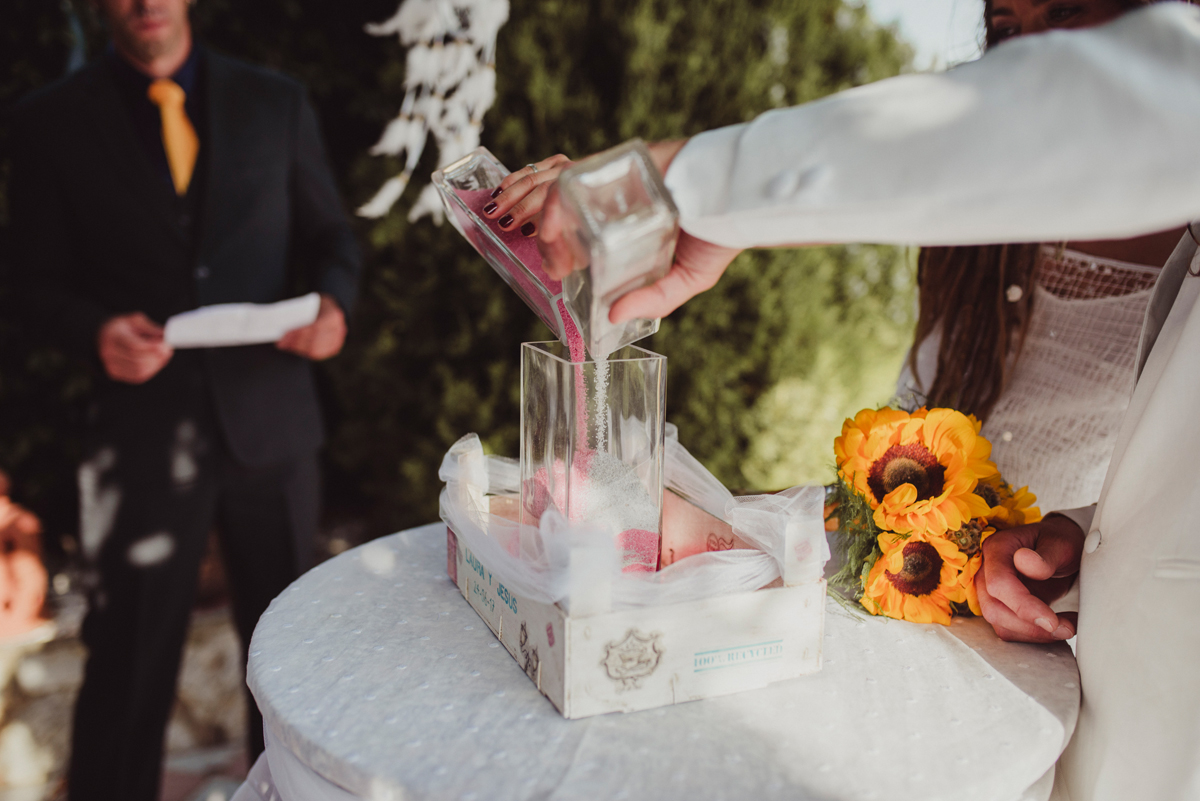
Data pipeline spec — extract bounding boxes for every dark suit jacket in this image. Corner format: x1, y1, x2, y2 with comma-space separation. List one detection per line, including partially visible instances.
8, 49, 361, 467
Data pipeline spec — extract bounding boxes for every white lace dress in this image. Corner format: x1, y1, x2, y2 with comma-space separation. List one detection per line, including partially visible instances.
898, 247, 1160, 513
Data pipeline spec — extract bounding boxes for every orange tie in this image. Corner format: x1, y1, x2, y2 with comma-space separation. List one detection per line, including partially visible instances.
147, 78, 198, 196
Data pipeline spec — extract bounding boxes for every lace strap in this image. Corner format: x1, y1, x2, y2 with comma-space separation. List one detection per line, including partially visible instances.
1037, 245, 1159, 300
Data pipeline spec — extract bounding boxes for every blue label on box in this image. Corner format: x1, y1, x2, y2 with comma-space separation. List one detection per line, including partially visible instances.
692, 640, 784, 673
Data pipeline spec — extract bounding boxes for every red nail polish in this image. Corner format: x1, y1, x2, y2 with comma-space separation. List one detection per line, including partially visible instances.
483, 202, 497, 215
520, 222, 536, 237
490, 187, 503, 198
498, 214, 514, 229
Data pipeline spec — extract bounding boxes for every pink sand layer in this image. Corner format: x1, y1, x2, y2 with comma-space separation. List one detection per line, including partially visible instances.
523, 459, 590, 529
616, 529, 660, 573
523, 462, 658, 574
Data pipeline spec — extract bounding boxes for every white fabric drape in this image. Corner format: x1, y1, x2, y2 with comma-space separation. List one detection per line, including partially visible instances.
238, 523, 1079, 801
437, 432, 828, 609
230, 727, 363, 801
665, 3, 1200, 248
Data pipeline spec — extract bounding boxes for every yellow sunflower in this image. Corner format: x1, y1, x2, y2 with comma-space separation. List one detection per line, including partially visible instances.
973, 473, 1041, 529
835, 407, 997, 537
834, 407, 912, 472
945, 518, 993, 558
947, 522, 995, 615
960, 553, 984, 616
861, 531, 969, 625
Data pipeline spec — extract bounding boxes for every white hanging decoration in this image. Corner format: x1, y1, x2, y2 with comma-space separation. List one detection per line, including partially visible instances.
408, 183, 447, 224
357, 174, 412, 220
359, 0, 510, 221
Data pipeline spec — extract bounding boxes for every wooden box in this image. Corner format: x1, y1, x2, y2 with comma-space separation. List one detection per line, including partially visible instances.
445, 517, 825, 719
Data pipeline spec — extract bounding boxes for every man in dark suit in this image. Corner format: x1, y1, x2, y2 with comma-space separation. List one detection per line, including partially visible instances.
8, 0, 361, 797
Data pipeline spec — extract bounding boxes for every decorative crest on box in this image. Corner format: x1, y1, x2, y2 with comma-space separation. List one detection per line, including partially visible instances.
601, 629, 663, 691
519, 621, 540, 681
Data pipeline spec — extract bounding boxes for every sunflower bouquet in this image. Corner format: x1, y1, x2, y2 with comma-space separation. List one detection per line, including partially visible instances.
828, 407, 1040, 625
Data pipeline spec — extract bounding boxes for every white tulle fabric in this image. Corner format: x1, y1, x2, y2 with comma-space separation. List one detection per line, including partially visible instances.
898, 247, 1159, 513
437, 433, 827, 610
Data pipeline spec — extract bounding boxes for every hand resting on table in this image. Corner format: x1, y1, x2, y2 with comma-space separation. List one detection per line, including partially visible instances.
975, 514, 1085, 643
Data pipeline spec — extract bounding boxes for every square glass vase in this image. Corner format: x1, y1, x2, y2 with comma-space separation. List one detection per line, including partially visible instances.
519, 341, 666, 573
558, 139, 680, 360
432, 147, 574, 342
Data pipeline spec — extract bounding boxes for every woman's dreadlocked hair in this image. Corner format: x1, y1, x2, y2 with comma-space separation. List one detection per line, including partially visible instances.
910, 245, 1039, 419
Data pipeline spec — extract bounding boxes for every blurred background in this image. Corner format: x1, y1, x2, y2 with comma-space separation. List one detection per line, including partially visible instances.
0, 0, 980, 797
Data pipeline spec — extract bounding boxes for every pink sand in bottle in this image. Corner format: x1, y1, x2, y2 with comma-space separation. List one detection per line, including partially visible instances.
453, 188, 563, 332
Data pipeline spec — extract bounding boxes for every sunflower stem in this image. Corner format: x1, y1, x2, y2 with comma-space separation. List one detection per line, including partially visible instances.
827, 476, 885, 603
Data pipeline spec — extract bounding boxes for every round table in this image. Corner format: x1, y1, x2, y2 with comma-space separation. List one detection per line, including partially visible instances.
240, 523, 1080, 801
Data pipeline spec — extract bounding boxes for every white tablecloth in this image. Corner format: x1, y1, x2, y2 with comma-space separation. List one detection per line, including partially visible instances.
237, 523, 1079, 801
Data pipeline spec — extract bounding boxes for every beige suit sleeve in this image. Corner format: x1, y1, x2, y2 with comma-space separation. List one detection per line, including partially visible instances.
664, 3, 1200, 249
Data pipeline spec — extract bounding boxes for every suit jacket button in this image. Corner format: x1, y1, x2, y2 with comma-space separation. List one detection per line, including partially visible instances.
1084, 529, 1102, 554
195, 264, 210, 280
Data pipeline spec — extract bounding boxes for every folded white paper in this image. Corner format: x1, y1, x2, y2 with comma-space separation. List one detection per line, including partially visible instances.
164, 293, 321, 348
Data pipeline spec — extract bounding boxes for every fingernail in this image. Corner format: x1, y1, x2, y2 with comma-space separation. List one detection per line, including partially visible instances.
490, 187, 503, 198
1035, 617, 1055, 634
498, 214, 514, 229
483, 202, 498, 215
521, 222, 536, 237
1052, 624, 1074, 640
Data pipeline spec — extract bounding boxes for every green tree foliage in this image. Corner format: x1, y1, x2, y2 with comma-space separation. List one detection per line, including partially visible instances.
336, 0, 917, 527
0, 0, 917, 540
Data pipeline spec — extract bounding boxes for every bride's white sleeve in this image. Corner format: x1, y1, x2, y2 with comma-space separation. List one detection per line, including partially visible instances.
664, 3, 1200, 248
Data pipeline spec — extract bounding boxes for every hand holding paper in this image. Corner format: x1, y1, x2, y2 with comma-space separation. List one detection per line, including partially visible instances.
276, 294, 347, 361
98, 312, 174, 384
164, 293, 322, 349
160, 292, 345, 362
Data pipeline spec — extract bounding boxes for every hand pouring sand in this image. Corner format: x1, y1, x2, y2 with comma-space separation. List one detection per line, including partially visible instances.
434, 147, 668, 572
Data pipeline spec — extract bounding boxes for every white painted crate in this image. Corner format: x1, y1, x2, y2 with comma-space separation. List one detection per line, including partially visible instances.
445, 524, 825, 719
